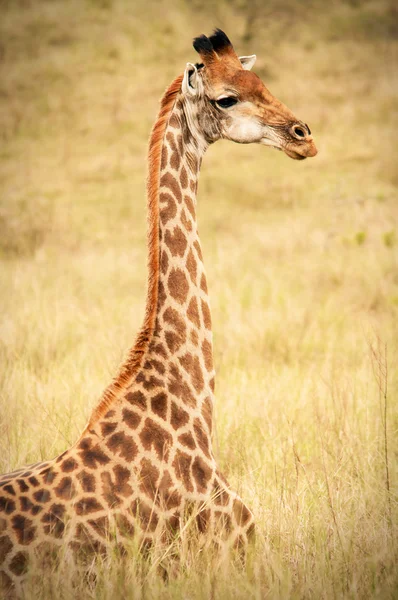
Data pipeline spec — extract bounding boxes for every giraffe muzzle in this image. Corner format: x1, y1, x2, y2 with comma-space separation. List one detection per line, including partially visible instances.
284, 122, 318, 160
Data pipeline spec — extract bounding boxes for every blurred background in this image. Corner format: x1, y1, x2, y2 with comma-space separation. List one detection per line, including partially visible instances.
0, 1, 397, 596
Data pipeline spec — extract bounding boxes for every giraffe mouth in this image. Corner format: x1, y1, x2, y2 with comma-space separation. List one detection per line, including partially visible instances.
262, 128, 317, 160
284, 147, 307, 161
284, 139, 318, 160
269, 145, 306, 160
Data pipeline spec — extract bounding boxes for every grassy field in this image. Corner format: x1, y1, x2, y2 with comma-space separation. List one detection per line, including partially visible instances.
1, 0, 398, 597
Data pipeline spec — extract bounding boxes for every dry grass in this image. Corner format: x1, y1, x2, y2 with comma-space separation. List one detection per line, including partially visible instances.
0, 0, 397, 597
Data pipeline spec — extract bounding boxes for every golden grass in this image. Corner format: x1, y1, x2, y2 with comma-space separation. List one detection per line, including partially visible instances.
0, 0, 397, 597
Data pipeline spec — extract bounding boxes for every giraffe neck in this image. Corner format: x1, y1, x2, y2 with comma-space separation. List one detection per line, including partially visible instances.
149, 94, 214, 415
87, 77, 215, 436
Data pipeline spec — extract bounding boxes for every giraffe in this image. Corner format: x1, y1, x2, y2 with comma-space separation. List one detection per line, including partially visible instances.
0, 29, 317, 594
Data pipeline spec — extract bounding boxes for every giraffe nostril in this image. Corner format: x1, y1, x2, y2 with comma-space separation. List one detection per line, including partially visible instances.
293, 126, 306, 138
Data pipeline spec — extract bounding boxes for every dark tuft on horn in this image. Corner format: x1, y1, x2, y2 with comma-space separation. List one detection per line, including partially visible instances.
193, 34, 214, 55
208, 29, 233, 53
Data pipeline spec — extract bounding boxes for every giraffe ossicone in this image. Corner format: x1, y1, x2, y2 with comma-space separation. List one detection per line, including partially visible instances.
0, 29, 317, 593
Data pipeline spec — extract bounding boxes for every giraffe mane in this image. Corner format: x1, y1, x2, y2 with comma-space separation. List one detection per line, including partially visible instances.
85, 74, 184, 430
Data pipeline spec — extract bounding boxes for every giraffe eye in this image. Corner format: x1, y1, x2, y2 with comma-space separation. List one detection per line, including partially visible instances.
216, 97, 238, 109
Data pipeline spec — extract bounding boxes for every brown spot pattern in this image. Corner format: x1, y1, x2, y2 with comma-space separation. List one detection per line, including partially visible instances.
12, 515, 36, 545
160, 172, 182, 203
126, 390, 147, 411
202, 339, 213, 372
33, 489, 50, 503
170, 402, 190, 430
161, 144, 168, 167
16, 479, 29, 493
184, 194, 195, 219
0, 497, 15, 515
41, 469, 57, 485
169, 113, 180, 129
9, 551, 28, 576
163, 306, 187, 352
101, 421, 118, 437
41, 503, 65, 538
0, 570, 13, 592
140, 419, 172, 461
168, 364, 196, 407
176, 132, 183, 156
20, 496, 36, 514
186, 249, 197, 284
130, 499, 158, 532
233, 499, 252, 526
193, 419, 211, 458
77, 470, 95, 493
168, 268, 189, 304
159, 192, 177, 225
213, 481, 231, 506
115, 513, 135, 537
161, 250, 169, 274
87, 516, 109, 538
173, 450, 193, 493
178, 432, 196, 450
168, 140, 181, 171
193, 240, 203, 261
106, 432, 138, 462
113, 465, 133, 497
61, 458, 78, 473
165, 225, 187, 257
181, 208, 192, 232
215, 511, 232, 533
187, 297, 200, 327
201, 299, 212, 329
123, 408, 141, 430
192, 456, 213, 494
163, 306, 186, 334
78, 438, 110, 469
151, 359, 165, 375
74, 497, 103, 516
165, 331, 183, 353
101, 471, 126, 508
139, 459, 160, 500
150, 342, 167, 359
54, 477, 76, 500
0, 535, 12, 563
179, 353, 204, 393
196, 507, 211, 533
157, 472, 181, 510
151, 392, 167, 420
202, 396, 213, 431
157, 280, 167, 310
180, 165, 188, 188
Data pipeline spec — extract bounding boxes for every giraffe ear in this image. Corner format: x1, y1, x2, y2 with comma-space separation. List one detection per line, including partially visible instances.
182, 63, 202, 97
239, 55, 256, 71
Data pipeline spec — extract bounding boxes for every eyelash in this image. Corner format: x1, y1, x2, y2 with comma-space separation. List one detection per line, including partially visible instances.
215, 97, 238, 108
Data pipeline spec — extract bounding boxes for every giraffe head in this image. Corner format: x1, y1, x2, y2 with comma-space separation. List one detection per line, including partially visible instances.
181, 29, 317, 160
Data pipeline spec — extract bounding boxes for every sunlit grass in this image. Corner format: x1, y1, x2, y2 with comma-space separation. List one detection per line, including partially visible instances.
0, 0, 397, 597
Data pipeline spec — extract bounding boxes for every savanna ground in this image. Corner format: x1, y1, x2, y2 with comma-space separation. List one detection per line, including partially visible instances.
0, 0, 397, 597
